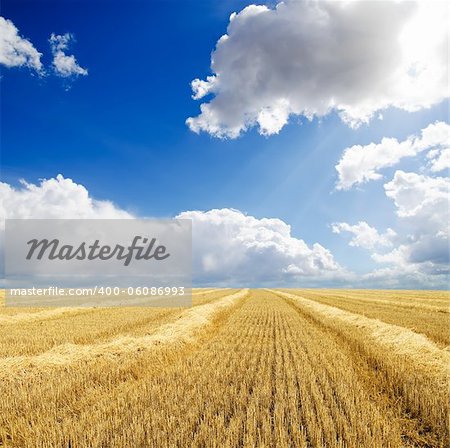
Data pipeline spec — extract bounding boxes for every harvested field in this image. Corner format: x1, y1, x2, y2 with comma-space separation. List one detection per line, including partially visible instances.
0, 288, 448, 447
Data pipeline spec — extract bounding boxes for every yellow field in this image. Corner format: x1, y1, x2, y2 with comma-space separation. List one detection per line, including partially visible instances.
0, 288, 448, 447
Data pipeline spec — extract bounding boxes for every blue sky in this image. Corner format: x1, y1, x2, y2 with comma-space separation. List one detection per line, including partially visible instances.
1, 0, 449, 287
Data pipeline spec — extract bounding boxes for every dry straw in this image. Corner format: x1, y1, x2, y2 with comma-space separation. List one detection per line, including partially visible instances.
0, 289, 249, 373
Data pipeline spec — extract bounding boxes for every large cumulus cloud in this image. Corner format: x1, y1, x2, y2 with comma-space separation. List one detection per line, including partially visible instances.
176, 208, 345, 285
0, 176, 346, 286
187, 0, 448, 138
0, 175, 132, 227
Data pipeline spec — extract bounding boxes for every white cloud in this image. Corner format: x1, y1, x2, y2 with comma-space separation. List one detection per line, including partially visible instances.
2, 174, 446, 288
187, 0, 448, 138
345, 171, 449, 283
49, 33, 88, 77
335, 121, 450, 190
333, 116, 449, 289
384, 170, 448, 222
382, 171, 449, 273
0, 176, 347, 286
0, 18, 88, 81
427, 148, 450, 173
0, 175, 133, 281
0, 17, 43, 73
0, 175, 132, 228
331, 221, 396, 250
176, 208, 345, 285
